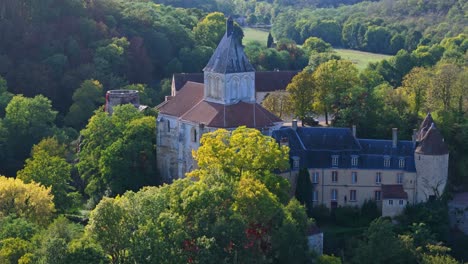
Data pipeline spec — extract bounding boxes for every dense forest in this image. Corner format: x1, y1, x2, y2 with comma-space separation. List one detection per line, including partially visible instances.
0, 0, 466, 263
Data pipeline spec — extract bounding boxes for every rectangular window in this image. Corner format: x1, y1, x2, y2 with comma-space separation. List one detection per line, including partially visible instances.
399, 199, 404, 205
397, 173, 404, 184
376, 172, 382, 184
312, 172, 319, 184
332, 171, 338, 183
389, 199, 394, 205
351, 172, 358, 184
332, 155, 339, 167
375, 191, 381, 201
312, 191, 318, 202
351, 156, 358, 166
399, 158, 405, 168
384, 157, 391, 167
292, 156, 300, 169
331, 189, 338, 201
350, 190, 357, 201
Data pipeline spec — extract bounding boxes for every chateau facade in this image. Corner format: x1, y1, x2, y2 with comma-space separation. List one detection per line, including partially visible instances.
273, 114, 449, 217
156, 18, 282, 181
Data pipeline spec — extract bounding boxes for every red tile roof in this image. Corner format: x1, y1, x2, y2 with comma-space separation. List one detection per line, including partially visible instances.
158, 81, 282, 128
382, 184, 408, 199
158, 81, 204, 117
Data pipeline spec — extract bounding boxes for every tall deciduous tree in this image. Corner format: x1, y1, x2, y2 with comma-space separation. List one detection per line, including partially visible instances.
0, 176, 55, 226
2, 95, 57, 175
313, 60, 359, 124
77, 105, 158, 201
17, 138, 79, 212
65, 79, 104, 130
193, 12, 227, 49
261, 91, 292, 119
286, 70, 315, 125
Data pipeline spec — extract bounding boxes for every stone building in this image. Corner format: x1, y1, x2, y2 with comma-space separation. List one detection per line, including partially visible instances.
156, 18, 282, 181
272, 113, 449, 217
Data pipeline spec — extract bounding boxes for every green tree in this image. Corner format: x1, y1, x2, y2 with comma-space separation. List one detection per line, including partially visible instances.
400, 67, 430, 115
193, 12, 227, 48
0, 237, 33, 264
267, 32, 274, 48
313, 60, 359, 124
17, 138, 78, 212
0, 76, 13, 117
352, 218, 414, 264
2, 95, 57, 175
286, 70, 315, 125
261, 91, 292, 119
0, 176, 55, 226
78, 105, 158, 201
65, 79, 104, 130
303, 37, 332, 54
295, 168, 313, 216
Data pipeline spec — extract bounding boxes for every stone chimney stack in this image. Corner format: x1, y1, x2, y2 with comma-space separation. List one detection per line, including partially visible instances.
412, 129, 417, 143
292, 119, 298, 131
352, 125, 356, 138
392, 128, 398, 148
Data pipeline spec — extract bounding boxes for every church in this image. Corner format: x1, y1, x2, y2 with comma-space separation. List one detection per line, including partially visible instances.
156, 17, 283, 181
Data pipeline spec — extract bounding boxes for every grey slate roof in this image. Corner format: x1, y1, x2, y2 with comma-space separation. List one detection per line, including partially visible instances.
415, 124, 449, 155
272, 127, 417, 172
203, 19, 255, 74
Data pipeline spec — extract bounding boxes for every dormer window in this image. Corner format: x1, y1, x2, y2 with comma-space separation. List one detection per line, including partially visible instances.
292, 156, 300, 169
384, 156, 391, 168
399, 158, 405, 169
351, 155, 358, 167
332, 155, 339, 167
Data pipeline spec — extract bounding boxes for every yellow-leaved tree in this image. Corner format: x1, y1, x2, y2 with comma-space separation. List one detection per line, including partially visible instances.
0, 176, 54, 226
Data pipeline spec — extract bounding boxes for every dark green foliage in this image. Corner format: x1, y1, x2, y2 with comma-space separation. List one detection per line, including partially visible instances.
295, 168, 313, 216
267, 32, 274, 48
396, 200, 450, 242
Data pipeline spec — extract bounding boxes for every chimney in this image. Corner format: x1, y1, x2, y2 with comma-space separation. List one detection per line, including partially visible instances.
292, 119, 298, 131
226, 16, 234, 36
392, 128, 398, 148
412, 129, 417, 143
352, 125, 356, 138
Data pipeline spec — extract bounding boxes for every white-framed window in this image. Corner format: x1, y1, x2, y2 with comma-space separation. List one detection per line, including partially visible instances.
389, 199, 394, 205
292, 156, 300, 169
397, 173, 404, 184
332, 171, 338, 183
375, 191, 381, 201
399, 200, 404, 205
312, 191, 318, 202
312, 172, 319, 184
351, 172, 358, 184
399, 158, 405, 168
376, 172, 382, 184
351, 156, 358, 166
384, 156, 391, 167
350, 190, 357, 201
331, 189, 338, 201
332, 155, 339, 167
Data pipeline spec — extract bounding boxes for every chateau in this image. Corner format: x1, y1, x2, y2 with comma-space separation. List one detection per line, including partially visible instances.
272, 114, 449, 217
156, 18, 282, 181
156, 18, 449, 217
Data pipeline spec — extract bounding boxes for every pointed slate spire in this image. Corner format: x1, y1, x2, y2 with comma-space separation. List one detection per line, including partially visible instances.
417, 112, 434, 141
203, 17, 255, 74
415, 123, 449, 155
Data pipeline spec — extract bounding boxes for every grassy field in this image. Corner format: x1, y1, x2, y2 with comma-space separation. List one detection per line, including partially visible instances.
242, 27, 391, 70
334, 48, 391, 70
242, 27, 270, 45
